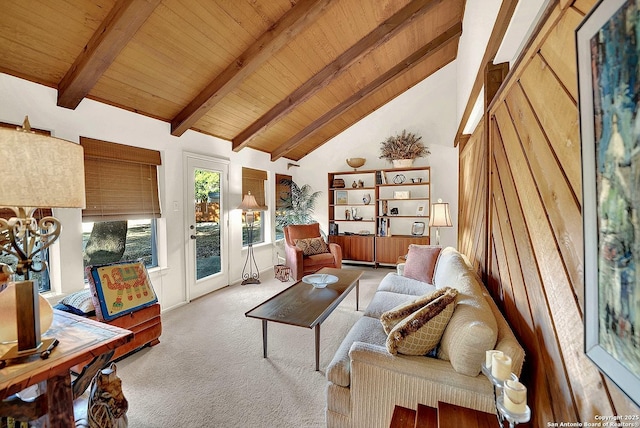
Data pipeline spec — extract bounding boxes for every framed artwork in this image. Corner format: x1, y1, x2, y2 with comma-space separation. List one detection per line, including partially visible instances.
577, 0, 640, 406
411, 222, 425, 236
335, 190, 348, 205
416, 204, 425, 216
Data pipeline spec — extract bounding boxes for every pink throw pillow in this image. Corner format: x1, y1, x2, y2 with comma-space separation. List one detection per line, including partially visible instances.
403, 245, 442, 284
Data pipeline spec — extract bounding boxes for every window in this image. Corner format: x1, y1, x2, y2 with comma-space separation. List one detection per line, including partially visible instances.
242, 167, 268, 246
80, 137, 161, 271
275, 173, 292, 241
0, 208, 51, 292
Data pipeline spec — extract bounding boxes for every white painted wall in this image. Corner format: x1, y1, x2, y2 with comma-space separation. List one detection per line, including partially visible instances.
296, 61, 460, 249
0, 73, 290, 311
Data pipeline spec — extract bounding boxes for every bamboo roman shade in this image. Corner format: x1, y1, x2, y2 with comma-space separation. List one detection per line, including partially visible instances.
242, 167, 268, 211
81, 137, 162, 221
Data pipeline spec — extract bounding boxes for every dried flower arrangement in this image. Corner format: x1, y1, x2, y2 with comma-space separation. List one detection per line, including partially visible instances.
378, 130, 430, 161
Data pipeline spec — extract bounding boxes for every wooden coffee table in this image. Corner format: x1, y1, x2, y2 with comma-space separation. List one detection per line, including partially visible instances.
245, 267, 363, 371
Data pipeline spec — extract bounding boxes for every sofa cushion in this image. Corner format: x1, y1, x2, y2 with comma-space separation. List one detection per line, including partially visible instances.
403, 245, 441, 284
377, 272, 435, 296
326, 316, 387, 387
437, 271, 498, 376
432, 246, 471, 288
386, 288, 458, 355
295, 237, 329, 255
380, 287, 452, 334
363, 291, 418, 319
58, 288, 95, 315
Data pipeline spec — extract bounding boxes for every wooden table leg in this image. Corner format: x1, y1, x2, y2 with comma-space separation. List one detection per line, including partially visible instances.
262, 320, 268, 358
315, 324, 320, 371
46, 372, 74, 428
356, 280, 359, 311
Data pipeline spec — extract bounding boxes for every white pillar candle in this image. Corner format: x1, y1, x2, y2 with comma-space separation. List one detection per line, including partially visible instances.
485, 350, 503, 368
503, 379, 527, 414
491, 353, 512, 381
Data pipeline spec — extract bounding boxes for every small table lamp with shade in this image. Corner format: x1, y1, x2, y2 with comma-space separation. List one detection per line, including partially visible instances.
0, 117, 85, 363
428, 199, 452, 246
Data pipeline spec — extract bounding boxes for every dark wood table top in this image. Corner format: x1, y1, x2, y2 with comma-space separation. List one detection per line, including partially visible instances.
0, 310, 133, 399
245, 267, 363, 328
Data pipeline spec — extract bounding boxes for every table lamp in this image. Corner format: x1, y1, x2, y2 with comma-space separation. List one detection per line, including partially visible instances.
0, 117, 85, 360
238, 191, 262, 285
428, 199, 452, 245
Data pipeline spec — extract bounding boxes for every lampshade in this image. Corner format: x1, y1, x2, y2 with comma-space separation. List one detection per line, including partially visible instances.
237, 192, 261, 211
0, 126, 86, 208
428, 200, 452, 228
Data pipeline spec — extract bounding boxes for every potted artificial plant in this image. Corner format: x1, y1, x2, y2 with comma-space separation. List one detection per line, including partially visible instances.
379, 130, 430, 168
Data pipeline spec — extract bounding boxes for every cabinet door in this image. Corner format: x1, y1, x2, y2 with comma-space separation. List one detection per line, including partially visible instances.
375, 236, 430, 264
329, 235, 374, 262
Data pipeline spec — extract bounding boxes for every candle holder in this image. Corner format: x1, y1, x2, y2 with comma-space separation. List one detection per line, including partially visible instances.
482, 363, 531, 428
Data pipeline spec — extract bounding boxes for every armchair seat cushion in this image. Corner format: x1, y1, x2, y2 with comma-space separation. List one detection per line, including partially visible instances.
304, 252, 337, 267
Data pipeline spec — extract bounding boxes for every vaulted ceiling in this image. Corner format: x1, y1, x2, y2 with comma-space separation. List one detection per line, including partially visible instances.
0, 0, 465, 161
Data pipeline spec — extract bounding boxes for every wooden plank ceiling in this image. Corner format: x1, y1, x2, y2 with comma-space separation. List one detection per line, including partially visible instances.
0, 0, 465, 161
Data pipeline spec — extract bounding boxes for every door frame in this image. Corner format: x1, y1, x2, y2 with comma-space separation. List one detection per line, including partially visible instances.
183, 152, 230, 301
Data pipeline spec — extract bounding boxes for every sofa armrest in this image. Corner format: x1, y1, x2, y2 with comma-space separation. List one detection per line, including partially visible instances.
346, 342, 497, 428
396, 263, 405, 276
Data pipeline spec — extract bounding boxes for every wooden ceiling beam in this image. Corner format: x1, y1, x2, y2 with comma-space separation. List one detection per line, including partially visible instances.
233, 0, 446, 152
57, 0, 161, 110
453, 0, 518, 147
270, 22, 462, 161
170, 0, 334, 137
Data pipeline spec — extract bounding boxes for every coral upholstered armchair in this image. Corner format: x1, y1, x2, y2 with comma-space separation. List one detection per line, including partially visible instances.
283, 223, 342, 280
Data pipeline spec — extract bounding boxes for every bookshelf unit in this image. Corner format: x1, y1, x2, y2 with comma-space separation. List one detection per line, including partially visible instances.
328, 166, 431, 265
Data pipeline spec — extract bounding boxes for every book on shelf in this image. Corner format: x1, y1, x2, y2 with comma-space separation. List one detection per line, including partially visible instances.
378, 217, 390, 236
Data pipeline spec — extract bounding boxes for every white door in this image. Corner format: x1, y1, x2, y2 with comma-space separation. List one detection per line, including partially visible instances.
184, 153, 229, 300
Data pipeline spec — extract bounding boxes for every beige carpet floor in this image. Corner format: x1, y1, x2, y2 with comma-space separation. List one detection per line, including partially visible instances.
115, 265, 390, 427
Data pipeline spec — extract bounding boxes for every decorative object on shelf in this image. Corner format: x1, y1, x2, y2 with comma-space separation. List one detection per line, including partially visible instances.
346, 157, 366, 170
428, 199, 452, 245
390, 207, 399, 216
351, 180, 358, 188
411, 177, 423, 183
357, 179, 364, 188
329, 222, 339, 235
0, 116, 85, 362
332, 178, 345, 188
393, 174, 406, 184
382, 200, 389, 216
416, 204, 425, 216
345, 209, 351, 220
482, 351, 531, 428
335, 190, 348, 205
578, 0, 640, 406
411, 222, 425, 236
238, 191, 262, 285
362, 193, 371, 205
393, 190, 410, 199
378, 129, 430, 167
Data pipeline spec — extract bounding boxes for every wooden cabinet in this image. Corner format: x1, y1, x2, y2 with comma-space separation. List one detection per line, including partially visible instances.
328, 166, 431, 265
329, 234, 374, 262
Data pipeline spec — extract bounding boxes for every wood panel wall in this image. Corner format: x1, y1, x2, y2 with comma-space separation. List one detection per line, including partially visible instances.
458, 0, 640, 424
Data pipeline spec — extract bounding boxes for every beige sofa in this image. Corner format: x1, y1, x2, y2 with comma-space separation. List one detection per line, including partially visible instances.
325, 247, 524, 428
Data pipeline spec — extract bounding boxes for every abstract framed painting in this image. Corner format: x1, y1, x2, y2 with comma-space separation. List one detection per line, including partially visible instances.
577, 0, 640, 406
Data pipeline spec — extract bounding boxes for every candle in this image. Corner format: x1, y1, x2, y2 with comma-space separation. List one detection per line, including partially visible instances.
485, 350, 503, 368
491, 353, 512, 381
503, 379, 527, 414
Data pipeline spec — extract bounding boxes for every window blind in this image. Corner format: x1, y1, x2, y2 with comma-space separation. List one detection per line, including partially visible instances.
81, 137, 162, 221
242, 167, 268, 210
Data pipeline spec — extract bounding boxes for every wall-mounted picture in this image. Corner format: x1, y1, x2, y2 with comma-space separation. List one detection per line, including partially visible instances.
335, 190, 348, 205
577, 0, 640, 406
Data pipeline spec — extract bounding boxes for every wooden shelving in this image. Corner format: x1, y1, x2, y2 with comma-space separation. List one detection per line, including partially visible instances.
328, 166, 431, 265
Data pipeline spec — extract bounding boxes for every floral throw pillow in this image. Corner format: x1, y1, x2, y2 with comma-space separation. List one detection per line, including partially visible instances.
295, 237, 329, 256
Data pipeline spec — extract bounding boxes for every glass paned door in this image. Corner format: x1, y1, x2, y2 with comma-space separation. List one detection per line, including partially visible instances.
185, 154, 229, 299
